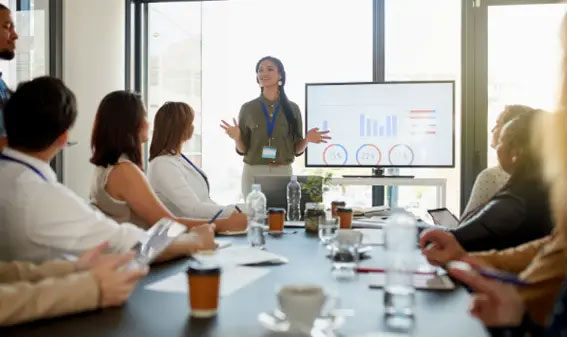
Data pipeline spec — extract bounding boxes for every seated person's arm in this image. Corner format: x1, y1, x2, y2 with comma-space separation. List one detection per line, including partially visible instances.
150, 160, 232, 219
0, 260, 76, 283
107, 162, 209, 229
114, 162, 246, 232
0, 271, 99, 326
452, 194, 525, 251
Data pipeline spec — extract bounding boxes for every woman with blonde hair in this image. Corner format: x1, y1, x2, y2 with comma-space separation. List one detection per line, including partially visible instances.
423, 12, 567, 334
148, 101, 247, 230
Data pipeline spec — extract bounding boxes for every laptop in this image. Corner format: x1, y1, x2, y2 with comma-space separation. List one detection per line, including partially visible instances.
253, 175, 321, 220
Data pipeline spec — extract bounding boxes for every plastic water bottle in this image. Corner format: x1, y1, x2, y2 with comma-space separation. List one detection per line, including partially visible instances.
383, 211, 417, 326
286, 176, 301, 221
246, 184, 267, 248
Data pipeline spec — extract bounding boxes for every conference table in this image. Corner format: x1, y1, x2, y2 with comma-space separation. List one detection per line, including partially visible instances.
3, 230, 489, 337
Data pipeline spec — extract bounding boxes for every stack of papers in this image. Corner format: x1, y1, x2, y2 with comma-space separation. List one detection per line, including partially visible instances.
194, 245, 288, 266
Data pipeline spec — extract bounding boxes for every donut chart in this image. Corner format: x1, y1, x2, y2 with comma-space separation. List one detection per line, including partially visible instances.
322, 144, 348, 165
355, 144, 382, 165
388, 144, 414, 165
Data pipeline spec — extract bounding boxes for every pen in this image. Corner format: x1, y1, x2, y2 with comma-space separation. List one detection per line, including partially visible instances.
356, 267, 437, 275
209, 209, 223, 224
235, 205, 242, 213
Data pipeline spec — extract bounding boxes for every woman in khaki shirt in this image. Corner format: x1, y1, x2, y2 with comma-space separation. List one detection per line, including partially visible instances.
220, 56, 331, 198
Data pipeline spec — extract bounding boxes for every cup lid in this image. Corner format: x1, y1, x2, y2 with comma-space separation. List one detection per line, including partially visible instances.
268, 207, 286, 213
331, 201, 346, 206
337, 207, 352, 212
187, 262, 221, 275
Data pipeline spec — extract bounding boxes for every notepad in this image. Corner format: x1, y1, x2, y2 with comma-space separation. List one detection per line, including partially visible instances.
194, 245, 288, 267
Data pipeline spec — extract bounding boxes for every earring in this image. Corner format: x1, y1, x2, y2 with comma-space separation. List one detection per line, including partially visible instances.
512, 156, 517, 163
278, 80, 282, 86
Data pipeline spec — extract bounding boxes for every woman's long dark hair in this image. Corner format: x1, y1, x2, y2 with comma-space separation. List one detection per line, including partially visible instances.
90, 91, 146, 168
255, 56, 301, 139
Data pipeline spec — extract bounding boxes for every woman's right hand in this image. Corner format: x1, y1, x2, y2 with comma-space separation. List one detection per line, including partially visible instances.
215, 212, 248, 232
220, 118, 241, 141
189, 223, 216, 251
419, 229, 467, 266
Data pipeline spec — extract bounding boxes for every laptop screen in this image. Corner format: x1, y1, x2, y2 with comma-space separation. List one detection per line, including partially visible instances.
253, 175, 321, 220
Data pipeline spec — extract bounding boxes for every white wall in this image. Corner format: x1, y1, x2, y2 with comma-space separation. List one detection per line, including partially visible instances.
62, 0, 125, 198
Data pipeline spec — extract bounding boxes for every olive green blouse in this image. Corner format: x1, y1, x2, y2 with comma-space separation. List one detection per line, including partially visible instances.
237, 95, 304, 165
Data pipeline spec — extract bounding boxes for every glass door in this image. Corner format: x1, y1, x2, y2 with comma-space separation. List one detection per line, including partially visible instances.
462, 0, 565, 212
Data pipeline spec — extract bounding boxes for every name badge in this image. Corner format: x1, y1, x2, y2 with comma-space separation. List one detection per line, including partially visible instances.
262, 146, 277, 159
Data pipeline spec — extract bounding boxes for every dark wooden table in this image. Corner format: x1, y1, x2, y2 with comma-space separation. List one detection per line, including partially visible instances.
3, 231, 489, 337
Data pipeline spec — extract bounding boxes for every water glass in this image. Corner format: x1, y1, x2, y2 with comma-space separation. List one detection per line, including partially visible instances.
318, 219, 338, 245
330, 244, 359, 280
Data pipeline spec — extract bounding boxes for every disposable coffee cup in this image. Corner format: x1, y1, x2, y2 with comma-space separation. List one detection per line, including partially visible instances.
268, 208, 285, 233
187, 263, 221, 318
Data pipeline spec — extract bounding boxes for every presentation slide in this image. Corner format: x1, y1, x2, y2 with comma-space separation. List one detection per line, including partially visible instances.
305, 82, 454, 167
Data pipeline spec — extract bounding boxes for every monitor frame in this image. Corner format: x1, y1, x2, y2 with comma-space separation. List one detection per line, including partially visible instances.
304, 80, 456, 169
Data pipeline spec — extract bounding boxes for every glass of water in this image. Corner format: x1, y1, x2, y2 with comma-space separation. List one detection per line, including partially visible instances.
330, 243, 359, 280
318, 219, 338, 245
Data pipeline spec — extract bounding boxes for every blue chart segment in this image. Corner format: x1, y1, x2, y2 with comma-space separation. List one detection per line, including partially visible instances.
356, 144, 382, 165
322, 144, 348, 165
360, 114, 397, 137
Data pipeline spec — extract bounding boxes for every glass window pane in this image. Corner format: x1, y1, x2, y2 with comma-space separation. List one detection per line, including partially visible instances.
487, 4, 567, 167
385, 0, 461, 216
148, 0, 373, 204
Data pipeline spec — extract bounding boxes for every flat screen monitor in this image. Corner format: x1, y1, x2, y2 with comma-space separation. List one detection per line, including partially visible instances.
305, 81, 455, 168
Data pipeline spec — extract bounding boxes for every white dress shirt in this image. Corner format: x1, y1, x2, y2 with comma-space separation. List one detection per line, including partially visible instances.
148, 154, 234, 220
0, 147, 146, 262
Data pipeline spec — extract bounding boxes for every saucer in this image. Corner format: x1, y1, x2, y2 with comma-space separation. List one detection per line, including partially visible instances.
258, 309, 346, 334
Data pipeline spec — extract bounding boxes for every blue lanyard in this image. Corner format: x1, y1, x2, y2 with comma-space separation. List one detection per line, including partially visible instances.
0, 78, 10, 103
260, 102, 280, 139
0, 153, 48, 181
180, 154, 209, 193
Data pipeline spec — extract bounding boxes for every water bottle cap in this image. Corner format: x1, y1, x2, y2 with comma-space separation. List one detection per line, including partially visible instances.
290, 175, 297, 181
251, 184, 261, 192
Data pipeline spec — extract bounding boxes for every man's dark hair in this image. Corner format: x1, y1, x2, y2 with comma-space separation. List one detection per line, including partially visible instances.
4, 76, 77, 151
0, 4, 9, 11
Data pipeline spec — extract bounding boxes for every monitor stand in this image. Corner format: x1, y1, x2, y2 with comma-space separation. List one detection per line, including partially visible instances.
342, 168, 415, 179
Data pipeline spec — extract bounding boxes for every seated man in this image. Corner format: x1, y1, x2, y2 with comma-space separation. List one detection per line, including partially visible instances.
0, 77, 215, 262
0, 243, 146, 326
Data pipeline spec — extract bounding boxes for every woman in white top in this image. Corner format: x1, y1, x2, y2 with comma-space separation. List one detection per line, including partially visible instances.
148, 102, 247, 228
89, 92, 240, 262
462, 105, 538, 217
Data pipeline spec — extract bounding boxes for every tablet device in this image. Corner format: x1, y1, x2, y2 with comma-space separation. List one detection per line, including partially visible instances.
427, 208, 459, 227
131, 218, 187, 266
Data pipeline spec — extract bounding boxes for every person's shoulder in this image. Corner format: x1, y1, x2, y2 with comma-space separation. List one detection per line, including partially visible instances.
241, 97, 261, 109
110, 161, 146, 185
475, 166, 508, 184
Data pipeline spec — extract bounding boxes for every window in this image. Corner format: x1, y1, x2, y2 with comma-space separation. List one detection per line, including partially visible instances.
385, 0, 461, 215
147, 0, 373, 204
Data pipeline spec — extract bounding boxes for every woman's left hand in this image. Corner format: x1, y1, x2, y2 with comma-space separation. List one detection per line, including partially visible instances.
306, 128, 331, 144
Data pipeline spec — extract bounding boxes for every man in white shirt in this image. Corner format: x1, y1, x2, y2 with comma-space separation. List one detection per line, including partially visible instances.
0, 77, 146, 262
0, 4, 19, 151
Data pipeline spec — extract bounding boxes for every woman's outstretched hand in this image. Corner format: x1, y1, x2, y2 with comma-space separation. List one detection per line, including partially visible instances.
220, 118, 241, 141
306, 127, 331, 144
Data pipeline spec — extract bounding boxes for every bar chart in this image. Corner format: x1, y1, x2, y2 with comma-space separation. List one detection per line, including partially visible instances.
359, 114, 398, 137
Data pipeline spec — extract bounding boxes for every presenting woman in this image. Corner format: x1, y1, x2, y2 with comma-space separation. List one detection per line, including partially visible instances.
148, 101, 247, 229
220, 56, 331, 198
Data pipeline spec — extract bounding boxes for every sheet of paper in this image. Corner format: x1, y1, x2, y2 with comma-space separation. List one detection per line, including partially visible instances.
194, 245, 288, 266
354, 228, 384, 245
145, 265, 270, 297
